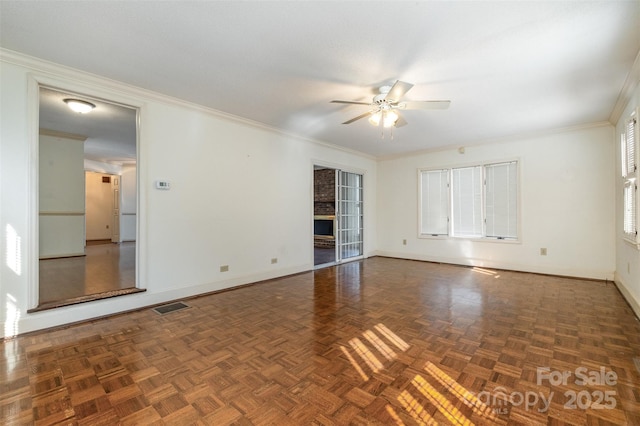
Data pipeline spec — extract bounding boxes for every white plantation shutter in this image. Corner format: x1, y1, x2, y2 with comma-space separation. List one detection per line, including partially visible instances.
485, 162, 518, 239
420, 170, 449, 235
622, 113, 638, 242
624, 180, 636, 237
621, 133, 629, 178
451, 166, 483, 237
624, 117, 637, 179
419, 161, 518, 240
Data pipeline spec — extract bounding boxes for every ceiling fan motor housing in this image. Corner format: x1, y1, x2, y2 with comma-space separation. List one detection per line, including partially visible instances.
374, 85, 394, 104
374, 94, 388, 104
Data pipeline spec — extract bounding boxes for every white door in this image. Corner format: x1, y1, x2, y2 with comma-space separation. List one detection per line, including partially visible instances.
111, 177, 121, 243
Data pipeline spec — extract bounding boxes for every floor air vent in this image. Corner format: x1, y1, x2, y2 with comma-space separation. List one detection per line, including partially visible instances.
152, 302, 189, 315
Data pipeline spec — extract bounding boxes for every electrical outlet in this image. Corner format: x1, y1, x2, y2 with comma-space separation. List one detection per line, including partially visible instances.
403, 239, 407, 245
271, 258, 278, 264
540, 248, 547, 256
220, 265, 229, 272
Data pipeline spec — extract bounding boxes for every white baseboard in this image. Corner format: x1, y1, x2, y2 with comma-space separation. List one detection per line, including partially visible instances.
39, 252, 85, 259
372, 250, 615, 281
10, 263, 312, 338
614, 273, 640, 320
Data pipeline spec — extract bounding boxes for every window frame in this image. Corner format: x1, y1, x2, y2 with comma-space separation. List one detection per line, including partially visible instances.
621, 109, 639, 246
418, 159, 520, 242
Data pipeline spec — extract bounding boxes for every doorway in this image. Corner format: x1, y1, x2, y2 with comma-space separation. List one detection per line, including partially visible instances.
313, 166, 363, 267
85, 171, 119, 244
35, 86, 139, 310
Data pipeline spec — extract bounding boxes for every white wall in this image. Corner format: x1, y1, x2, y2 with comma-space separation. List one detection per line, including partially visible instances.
120, 165, 137, 241
39, 133, 85, 258
0, 51, 377, 338
376, 125, 616, 280
615, 81, 640, 318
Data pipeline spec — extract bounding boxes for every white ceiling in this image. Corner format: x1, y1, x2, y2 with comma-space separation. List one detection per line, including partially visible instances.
2, 1, 639, 159
39, 87, 137, 164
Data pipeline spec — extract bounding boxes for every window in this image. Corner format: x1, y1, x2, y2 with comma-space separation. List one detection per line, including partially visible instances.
419, 161, 518, 240
420, 169, 449, 236
622, 111, 638, 243
451, 166, 483, 237
485, 162, 518, 239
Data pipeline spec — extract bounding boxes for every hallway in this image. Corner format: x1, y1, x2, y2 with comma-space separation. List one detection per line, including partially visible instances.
37, 242, 137, 310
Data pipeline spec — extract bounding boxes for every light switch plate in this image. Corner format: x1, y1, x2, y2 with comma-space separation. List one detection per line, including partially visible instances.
155, 180, 170, 190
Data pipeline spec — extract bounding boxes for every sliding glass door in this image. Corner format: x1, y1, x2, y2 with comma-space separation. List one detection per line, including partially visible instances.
313, 167, 364, 267
337, 171, 363, 261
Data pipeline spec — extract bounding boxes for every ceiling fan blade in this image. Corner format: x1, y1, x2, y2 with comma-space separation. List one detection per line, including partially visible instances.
342, 111, 373, 124
384, 80, 414, 102
398, 100, 451, 110
330, 100, 371, 105
394, 114, 408, 128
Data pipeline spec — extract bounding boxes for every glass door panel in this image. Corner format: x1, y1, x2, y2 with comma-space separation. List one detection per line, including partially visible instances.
337, 171, 363, 261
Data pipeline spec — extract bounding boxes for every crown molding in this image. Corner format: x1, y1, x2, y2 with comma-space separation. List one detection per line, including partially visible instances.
610, 49, 640, 125
0, 48, 375, 161
377, 121, 613, 162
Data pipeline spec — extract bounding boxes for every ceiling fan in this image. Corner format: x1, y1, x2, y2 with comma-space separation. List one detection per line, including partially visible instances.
331, 80, 450, 128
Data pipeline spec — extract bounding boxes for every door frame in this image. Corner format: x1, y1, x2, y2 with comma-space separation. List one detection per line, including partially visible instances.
336, 169, 364, 263
27, 74, 143, 309
312, 162, 365, 269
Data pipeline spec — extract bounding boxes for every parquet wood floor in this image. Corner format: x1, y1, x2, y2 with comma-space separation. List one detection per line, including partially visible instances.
39, 242, 136, 305
2, 257, 640, 425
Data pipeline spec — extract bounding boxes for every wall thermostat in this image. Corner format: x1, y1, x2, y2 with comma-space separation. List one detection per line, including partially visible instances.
155, 180, 171, 190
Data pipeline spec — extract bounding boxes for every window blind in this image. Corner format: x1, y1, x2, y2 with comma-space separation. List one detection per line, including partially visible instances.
451, 166, 483, 237
420, 169, 449, 235
624, 117, 637, 179
624, 180, 637, 237
622, 113, 638, 242
485, 161, 518, 239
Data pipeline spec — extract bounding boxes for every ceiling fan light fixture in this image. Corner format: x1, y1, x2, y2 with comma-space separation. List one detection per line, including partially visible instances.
384, 110, 399, 128
368, 111, 382, 126
369, 110, 398, 128
64, 98, 96, 114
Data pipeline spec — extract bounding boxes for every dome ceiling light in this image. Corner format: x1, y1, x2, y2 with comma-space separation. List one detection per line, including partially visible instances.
63, 98, 96, 114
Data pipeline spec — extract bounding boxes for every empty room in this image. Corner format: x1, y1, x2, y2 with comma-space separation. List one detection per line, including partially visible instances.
1, 1, 639, 425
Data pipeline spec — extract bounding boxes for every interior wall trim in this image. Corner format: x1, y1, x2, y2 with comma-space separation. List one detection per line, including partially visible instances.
40, 253, 85, 260
610, 48, 640, 125
377, 121, 613, 161
374, 250, 615, 281
614, 273, 640, 320
1, 48, 375, 160
39, 128, 87, 141
39, 211, 85, 216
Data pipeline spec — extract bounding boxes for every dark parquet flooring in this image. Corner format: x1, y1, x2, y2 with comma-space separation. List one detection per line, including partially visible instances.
2, 257, 640, 425
39, 242, 136, 304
